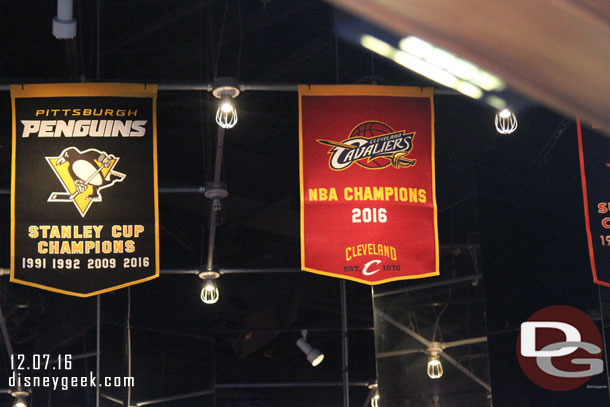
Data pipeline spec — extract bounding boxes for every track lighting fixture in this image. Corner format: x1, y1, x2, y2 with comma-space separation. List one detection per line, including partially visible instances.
199, 271, 220, 304
52, 0, 77, 39
212, 77, 240, 129
296, 330, 324, 367
495, 108, 517, 134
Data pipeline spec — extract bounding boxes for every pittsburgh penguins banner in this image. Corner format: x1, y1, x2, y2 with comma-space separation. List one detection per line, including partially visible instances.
10, 83, 159, 296
299, 85, 438, 284
578, 120, 610, 287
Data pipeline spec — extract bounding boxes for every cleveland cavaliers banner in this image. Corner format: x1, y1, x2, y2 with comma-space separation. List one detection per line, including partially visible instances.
10, 83, 159, 296
578, 119, 610, 287
299, 85, 438, 284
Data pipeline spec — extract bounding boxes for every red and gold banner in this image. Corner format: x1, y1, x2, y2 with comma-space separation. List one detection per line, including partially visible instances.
299, 85, 438, 284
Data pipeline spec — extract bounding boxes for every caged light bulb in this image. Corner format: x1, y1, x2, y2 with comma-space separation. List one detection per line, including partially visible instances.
495, 109, 517, 134
215, 95, 238, 129
199, 272, 220, 304
427, 354, 443, 379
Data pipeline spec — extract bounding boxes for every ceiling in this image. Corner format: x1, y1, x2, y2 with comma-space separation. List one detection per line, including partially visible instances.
0, 1, 582, 406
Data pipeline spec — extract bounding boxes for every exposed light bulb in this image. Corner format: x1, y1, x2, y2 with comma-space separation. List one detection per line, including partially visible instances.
368, 383, 380, 407
495, 109, 517, 134
371, 392, 380, 407
199, 272, 220, 304
427, 354, 443, 379
13, 400, 26, 407
220, 95, 234, 113
200, 278, 219, 304
499, 108, 511, 118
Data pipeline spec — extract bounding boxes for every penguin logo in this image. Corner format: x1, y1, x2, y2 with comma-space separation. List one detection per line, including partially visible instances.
46, 147, 126, 217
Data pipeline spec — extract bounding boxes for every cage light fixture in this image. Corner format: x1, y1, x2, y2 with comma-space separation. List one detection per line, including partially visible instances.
212, 77, 240, 129
11, 391, 29, 407
495, 108, 517, 134
199, 271, 220, 304
296, 330, 325, 367
426, 343, 444, 379
368, 383, 380, 407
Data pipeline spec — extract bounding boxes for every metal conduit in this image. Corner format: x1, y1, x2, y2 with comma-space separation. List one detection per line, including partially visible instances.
205, 126, 225, 272
0, 82, 461, 94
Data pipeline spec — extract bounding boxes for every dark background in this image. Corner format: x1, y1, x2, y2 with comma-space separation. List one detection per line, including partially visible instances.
0, 1, 608, 407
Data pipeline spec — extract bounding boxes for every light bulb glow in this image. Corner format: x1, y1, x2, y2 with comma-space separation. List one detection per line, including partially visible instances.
13, 398, 27, 407
427, 355, 443, 379
200, 278, 219, 304
215, 104, 238, 129
311, 352, 324, 367
220, 95, 234, 113
495, 110, 518, 134
499, 108, 512, 118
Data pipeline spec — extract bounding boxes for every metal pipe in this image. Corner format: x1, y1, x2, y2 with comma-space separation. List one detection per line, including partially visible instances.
135, 389, 213, 406
101, 393, 124, 405
219, 268, 300, 274
215, 382, 369, 389
340, 281, 350, 407
375, 311, 432, 348
0, 82, 461, 94
158, 186, 206, 194
442, 336, 487, 349
96, 295, 101, 407
439, 351, 491, 392
0, 187, 206, 195
373, 274, 482, 298
0, 267, 300, 276
205, 126, 225, 271
49, 351, 97, 365
0, 305, 15, 368
158, 82, 213, 91
376, 349, 424, 359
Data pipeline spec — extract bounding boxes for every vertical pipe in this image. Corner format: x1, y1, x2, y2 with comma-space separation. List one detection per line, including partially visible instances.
598, 286, 610, 401
0, 305, 19, 391
96, 0, 101, 79
212, 338, 217, 407
340, 280, 349, 407
206, 126, 225, 271
96, 295, 101, 407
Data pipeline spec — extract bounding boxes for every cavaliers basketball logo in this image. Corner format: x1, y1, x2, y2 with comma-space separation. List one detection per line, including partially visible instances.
317, 121, 416, 171
46, 147, 126, 217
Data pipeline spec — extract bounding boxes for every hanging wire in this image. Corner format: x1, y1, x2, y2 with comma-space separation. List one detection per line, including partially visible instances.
96, 0, 102, 79
431, 303, 448, 342
77, 0, 85, 80
214, 0, 230, 79
237, 0, 243, 80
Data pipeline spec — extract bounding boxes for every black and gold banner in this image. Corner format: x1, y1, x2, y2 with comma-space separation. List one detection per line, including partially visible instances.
10, 83, 159, 296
